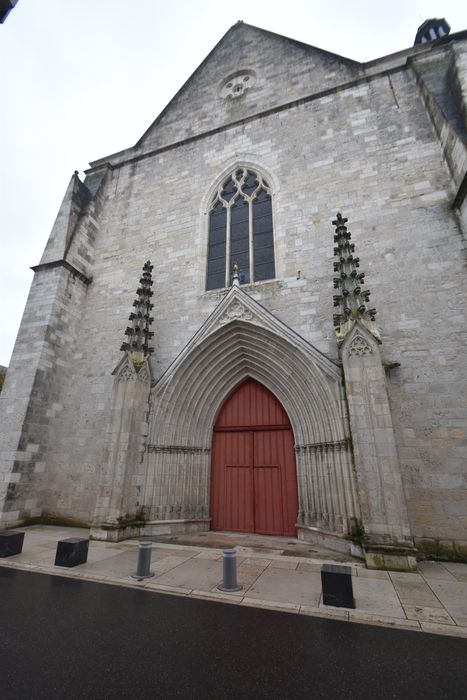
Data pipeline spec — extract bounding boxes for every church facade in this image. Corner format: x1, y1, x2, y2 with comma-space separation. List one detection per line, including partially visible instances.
1, 20, 467, 568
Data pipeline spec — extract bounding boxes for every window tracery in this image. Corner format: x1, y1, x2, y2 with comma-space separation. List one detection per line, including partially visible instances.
206, 168, 275, 290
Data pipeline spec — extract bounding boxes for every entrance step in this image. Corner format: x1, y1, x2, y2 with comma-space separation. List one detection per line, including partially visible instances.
146, 531, 359, 563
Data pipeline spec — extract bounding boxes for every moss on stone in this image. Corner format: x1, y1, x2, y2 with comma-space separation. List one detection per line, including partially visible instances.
415, 537, 467, 563
22, 514, 90, 529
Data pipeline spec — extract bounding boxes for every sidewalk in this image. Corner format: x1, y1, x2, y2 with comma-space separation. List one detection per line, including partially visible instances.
1, 525, 467, 639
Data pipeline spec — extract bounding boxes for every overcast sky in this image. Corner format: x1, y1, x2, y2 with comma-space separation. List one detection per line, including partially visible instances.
0, 0, 466, 367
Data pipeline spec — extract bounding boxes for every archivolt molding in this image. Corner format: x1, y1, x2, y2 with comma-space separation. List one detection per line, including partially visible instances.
150, 287, 345, 448
157, 285, 342, 389
143, 287, 359, 531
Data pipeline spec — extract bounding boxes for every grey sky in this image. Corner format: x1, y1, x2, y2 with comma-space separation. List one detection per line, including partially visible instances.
1, 0, 465, 366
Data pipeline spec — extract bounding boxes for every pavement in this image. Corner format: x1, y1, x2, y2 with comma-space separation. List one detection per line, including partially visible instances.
1, 525, 467, 639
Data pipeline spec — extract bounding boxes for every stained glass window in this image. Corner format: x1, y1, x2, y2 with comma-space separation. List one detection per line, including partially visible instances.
206, 169, 275, 290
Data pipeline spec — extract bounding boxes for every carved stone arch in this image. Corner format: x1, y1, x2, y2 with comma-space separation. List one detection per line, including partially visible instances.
149, 322, 341, 447
143, 292, 361, 548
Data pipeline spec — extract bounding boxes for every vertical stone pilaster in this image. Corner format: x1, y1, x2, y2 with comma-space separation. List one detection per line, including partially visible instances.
341, 323, 413, 549
91, 261, 155, 539
92, 356, 151, 527
332, 213, 415, 567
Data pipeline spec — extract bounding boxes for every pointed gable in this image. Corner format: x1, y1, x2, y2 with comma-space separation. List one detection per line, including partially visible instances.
155, 284, 342, 394
124, 23, 362, 159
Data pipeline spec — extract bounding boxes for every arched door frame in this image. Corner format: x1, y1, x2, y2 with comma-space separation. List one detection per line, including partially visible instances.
142, 286, 361, 548
211, 378, 299, 536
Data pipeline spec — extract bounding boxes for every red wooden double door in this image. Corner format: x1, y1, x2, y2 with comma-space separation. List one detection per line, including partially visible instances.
210, 379, 298, 537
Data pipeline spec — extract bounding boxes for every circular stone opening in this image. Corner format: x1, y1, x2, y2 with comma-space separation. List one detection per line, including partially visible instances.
219, 70, 256, 99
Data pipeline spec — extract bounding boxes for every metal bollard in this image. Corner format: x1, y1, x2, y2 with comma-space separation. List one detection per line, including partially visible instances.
218, 549, 242, 592
131, 541, 155, 580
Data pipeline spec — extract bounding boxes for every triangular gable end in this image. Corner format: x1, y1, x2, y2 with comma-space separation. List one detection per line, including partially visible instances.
92, 22, 362, 165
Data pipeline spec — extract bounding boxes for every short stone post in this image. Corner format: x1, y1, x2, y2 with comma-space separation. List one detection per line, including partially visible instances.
218, 549, 242, 592
55, 538, 89, 567
131, 541, 155, 580
321, 564, 355, 608
0, 530, 25, 557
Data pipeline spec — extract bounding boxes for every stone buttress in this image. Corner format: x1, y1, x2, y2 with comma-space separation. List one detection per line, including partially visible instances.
333, 213, 416, 570
91, 262, 154, 540
0, 167, 110, 528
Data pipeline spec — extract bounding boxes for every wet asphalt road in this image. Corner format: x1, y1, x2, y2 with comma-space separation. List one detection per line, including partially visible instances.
1, 567, 466, 699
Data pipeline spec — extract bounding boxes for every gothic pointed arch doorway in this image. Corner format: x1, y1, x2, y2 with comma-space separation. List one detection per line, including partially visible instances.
210, 378, 298, 536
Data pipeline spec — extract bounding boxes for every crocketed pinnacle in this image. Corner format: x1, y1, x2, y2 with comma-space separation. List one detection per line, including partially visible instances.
332, 213, 380, 344
120, 260, 154, 369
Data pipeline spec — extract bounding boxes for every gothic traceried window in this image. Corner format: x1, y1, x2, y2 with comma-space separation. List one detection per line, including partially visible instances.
206, 168, 275, 290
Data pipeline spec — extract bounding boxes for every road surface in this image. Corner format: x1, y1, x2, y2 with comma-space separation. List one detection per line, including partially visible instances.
1, 567, 466, 698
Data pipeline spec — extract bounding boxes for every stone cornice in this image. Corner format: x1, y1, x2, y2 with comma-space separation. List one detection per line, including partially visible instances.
30, 260, 92, 285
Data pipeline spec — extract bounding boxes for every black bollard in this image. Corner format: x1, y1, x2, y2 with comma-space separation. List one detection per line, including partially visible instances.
218, 549, 242, 592
321, 563, 355, 608
0, 530, 25, 557
55, 538, 89, 567
131, 541, 155, 580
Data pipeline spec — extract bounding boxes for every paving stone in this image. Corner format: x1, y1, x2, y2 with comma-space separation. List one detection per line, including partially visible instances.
348, 612, 421, 631
351, 577, 406, 618
442, 562, 467, 575
241, 598, 301, 613
427, 580, 467, 626
142, 582, 191, 595
77, 551, 142, 576
296, 562, 322, 573
193, 551, 222, 560
300, 605, 349, 620
389, 572, 443, 607
441, 562, 467, 583
153, 558, 222, 591
355, 568, 390, 580
192, 590, 243, 603
150, 555, 195, 576
235, 571, 261, 586
418, 561, 457, 581
403, 605, 456, 625
239, 558, 271, 569
268, 560, 299, 570
245, 567, 322, 607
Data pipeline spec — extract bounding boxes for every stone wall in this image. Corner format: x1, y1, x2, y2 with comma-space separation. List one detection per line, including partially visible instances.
1, 26, 466, 554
